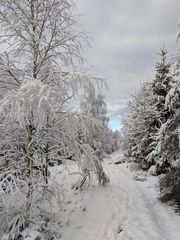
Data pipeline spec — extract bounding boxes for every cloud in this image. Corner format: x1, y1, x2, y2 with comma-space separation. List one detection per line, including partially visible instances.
106, 100, 128, 131
76, 0, 180, 129
107, 100, 127, 117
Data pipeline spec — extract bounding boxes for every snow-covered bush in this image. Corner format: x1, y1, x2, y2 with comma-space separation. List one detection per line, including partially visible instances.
159, 168, 180, 211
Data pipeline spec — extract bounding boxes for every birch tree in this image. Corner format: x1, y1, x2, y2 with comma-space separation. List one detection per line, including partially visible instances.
0, 1, 108, 237
80, 93, 109, 152
0, 0, 87, 85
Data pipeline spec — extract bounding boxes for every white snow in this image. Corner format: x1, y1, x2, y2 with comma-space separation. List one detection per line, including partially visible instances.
148, 165, 157, 176
59, 152, 180, 240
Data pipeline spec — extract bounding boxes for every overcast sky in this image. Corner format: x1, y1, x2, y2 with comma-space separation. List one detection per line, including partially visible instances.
76, 0, 180, 130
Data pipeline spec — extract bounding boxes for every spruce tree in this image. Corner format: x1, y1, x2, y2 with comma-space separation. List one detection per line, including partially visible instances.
148, 47, 175, 173
122, 82, 159, 169
151, 47, 174, 124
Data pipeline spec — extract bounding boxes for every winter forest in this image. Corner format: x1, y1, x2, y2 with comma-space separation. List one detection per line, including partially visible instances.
0, 0, 180, 240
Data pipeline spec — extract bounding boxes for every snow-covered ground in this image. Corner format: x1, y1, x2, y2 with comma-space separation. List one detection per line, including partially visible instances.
59, 151, 180, 240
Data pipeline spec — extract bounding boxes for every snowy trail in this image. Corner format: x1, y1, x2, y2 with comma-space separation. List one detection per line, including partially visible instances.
61, 152, 180, 240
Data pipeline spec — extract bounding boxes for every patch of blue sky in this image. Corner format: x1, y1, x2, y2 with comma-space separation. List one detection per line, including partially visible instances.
108, 119, 121, 131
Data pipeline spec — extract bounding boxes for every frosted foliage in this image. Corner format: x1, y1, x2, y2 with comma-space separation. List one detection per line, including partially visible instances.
148, 114, 180, 171
122, 82, 159, 166
0, 0, 109, 238
78, 144, 98, 173
0, 0, 85, 73
79, 93, 114, 154
81, 93, 108, 125
67, 72, 105, 100
0, 170, 27, 225
0, 77, 107, 177
148, 165, 157, 176
0, 0, 103, 98
165, 84, 180, 111
0, 79, 63, 130
156, 122, 168, 155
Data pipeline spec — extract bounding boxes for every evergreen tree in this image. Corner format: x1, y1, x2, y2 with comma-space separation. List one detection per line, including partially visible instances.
148, 47, 175, 172
122, 82, 159, 169
151, 47, 174, 124
156, 19, 180, 208
149, 79, 180, 173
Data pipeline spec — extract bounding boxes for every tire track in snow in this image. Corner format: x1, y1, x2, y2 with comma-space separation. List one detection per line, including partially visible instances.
114, 167, 168, 240
103, 162, 134, 240
113, 164, 180, 240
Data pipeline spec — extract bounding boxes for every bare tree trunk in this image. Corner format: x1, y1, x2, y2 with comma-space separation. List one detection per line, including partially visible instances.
26, 123, 33, 219
25, 0, 37, 219
43, 113, 50, 184
43, 142, 49, 184
31, 0, 38, 79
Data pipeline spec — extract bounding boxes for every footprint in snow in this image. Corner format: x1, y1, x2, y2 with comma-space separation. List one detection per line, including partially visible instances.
117, 225, 123, 234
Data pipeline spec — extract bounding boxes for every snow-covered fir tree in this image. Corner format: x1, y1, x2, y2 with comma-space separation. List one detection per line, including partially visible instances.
122, 48, 177, 172
151, 47, 174, 124
122, 41, 180, 207
122, 82, 159, 169
155, 73, 180, 204
148, 47, 175, 173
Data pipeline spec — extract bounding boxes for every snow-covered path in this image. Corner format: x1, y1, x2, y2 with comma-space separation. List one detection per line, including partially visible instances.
61, 152, 180, 240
